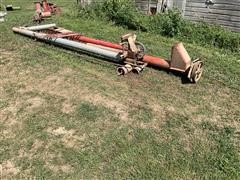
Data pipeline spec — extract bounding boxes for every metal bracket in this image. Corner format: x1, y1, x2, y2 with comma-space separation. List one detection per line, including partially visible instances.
187, 58, 203, 83
120, 33, 146, 61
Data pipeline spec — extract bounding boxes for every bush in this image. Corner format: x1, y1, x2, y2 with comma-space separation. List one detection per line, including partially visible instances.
78, 0, 240, 52
146, 9, 185, 37
78, 0, 145, 30
77, 0, 105, 18
102, 0, 142, 29
179, 21, 240, 52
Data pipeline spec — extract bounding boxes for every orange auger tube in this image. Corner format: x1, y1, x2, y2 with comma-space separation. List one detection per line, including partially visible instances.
71, 36, 124, 50
69, 35, 170, 69
143, 55, 170, 69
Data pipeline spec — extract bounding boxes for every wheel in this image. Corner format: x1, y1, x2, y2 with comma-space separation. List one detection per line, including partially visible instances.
121, 41, 146, 60
135, 42, 146, 59
190, 61, 203, 83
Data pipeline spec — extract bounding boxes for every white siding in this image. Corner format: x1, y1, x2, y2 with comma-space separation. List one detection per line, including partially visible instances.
183, 0, 240, 32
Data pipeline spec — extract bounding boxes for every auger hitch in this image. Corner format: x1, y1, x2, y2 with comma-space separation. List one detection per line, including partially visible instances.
12, 24, 203, 83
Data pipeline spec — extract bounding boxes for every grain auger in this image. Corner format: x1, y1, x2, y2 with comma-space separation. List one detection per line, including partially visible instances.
12, 24, 203, 83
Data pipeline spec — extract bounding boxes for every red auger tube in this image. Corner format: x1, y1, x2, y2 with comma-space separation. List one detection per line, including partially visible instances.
143, 55, 170, 69
70, 35, 170, 69
70, 35, 123, 50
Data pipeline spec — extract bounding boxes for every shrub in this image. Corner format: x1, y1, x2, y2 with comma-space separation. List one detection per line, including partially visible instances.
102, 0, 145, 30
78, 0, 240, 52
147, 9, 185, 37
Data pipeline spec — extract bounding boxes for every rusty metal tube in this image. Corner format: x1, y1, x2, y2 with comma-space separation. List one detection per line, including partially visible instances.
72, 36, 123, 50
21, 24, 171, 70
70, 35, 170, 69
12, 27, 123, 62
143, 55, 170, 69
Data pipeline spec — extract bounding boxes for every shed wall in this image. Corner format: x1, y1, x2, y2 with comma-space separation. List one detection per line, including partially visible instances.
183, 0, 240, 32
78, 0, 240, 32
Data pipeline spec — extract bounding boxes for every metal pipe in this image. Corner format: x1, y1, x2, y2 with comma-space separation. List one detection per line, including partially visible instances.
87, 43, 122, 53
117, 64, 133, 75
26, 24, 56, 31
24, 24, 171, 69
12, 27, 123, 62
132, 63, 148, 74
143, 55, 170, 69
71, 35, 123, 50
69, 35, 170, 69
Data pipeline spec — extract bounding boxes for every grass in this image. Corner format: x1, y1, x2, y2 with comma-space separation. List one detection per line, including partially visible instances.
0, 0, 240, 179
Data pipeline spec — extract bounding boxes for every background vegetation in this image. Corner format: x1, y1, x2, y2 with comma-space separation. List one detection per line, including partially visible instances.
79, 0, 240, 52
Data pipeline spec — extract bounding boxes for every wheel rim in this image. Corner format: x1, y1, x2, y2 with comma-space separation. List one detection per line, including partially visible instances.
191, 61, 203, 82
135, 42, 146, 59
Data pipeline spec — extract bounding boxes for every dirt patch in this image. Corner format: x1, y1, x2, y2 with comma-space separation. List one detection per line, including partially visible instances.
1, 98, 22, 117
62, 133, 87, 148
26, 97, 46, 111
47, 127, 86, 148
165, 106, 176, 113
0, 98, 25, 128
0, 50, 17, 65
127, 129, 134, 141
0, 110, 19, 127
46, 163, 73, 173
1, 129, 16, 140
21, 68, 130, 122
83, 93, 129, 122
30, 139, 44, 153
0, 50, 27, 128
61, 101, 76, 114
0, 160, 20, 177
47, 127, 75, 136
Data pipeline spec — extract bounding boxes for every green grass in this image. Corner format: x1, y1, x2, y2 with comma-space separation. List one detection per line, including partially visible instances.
0, 0, 239, 179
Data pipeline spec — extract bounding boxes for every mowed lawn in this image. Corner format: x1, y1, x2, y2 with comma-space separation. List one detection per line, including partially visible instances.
0, 0, 240, 179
